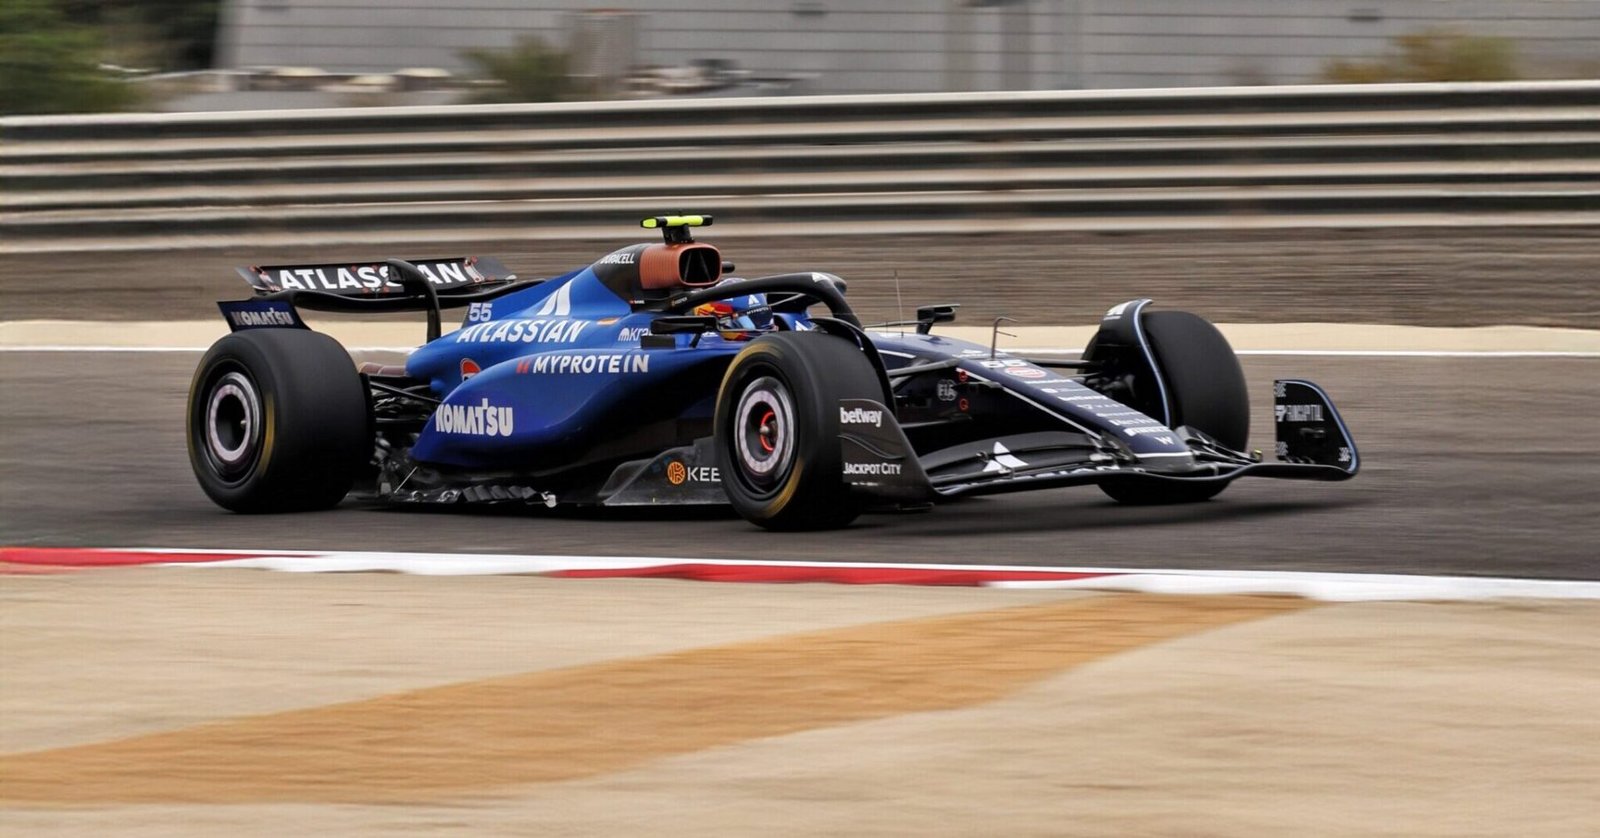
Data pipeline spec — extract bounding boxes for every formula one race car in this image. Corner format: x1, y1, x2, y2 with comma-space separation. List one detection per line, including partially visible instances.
188, 215, 1357, 530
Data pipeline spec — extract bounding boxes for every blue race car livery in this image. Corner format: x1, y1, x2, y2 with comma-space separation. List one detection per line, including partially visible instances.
189, 215, 1357, 530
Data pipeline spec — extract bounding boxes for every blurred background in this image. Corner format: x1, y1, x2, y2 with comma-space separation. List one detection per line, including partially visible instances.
4, 2, 1597, 330
4, 0, 1598, 114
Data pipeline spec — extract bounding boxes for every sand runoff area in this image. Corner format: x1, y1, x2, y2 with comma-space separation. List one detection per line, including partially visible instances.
2, 568, 1597, 836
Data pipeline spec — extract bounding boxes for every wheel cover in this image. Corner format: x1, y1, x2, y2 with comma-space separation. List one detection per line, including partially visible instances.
203, 370, 262, 478
732, 375, 796, 492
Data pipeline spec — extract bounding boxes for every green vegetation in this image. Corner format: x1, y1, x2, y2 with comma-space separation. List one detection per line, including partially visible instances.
459, 37, 585, 104
1323, 28, 1519, 83
56, 0, 220, 70
1, 0, 220, 115
0, 0, 141, 115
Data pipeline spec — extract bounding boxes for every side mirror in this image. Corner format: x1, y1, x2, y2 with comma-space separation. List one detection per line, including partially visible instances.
645, 315, 719, 348
915, 303, 960, 335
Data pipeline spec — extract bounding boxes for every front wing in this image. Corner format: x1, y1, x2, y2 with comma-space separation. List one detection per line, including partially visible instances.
839, 378, 1358, 501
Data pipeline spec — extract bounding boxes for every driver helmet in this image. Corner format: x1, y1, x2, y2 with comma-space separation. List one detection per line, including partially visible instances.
693, 286, 773, 341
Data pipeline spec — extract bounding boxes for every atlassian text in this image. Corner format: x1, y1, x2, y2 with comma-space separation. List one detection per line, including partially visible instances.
455, 319, 589, 344
267, 262, 473, 291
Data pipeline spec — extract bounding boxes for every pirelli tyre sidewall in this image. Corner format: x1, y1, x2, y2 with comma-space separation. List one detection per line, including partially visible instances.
1101, 310, 1247, 505
187, 330, 370, 513
714, 332, 880, 530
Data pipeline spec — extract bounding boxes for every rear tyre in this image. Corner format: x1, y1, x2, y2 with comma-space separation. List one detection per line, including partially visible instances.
715, 332, 883, 530
187, 330, 371, 512
1101, 310, 1247, 505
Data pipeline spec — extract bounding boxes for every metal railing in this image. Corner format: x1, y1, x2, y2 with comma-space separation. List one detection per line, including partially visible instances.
3, 81, 1596, 251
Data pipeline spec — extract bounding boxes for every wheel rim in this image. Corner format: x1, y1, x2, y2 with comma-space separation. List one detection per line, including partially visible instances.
732, 375, 795, 493
203, 370, 262, 478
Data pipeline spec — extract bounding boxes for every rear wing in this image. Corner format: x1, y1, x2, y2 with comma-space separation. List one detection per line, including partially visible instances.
237, 256, 516, 296
226, 256, 541, 343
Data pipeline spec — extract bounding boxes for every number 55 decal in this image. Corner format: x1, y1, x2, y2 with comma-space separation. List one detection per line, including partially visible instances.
466, 302, 493, 323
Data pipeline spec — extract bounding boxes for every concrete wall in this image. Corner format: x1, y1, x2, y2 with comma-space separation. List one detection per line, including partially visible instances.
217, 0, 1600, 93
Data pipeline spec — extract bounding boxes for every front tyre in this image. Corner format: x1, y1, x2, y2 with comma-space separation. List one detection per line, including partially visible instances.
715, 332, 883, 530
187, 330, 371, 512
1101, 310, 1247, 505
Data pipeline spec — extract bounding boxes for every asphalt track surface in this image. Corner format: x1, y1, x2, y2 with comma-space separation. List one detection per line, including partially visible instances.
3, 227, 1597, 578
2, 350, 1596, 580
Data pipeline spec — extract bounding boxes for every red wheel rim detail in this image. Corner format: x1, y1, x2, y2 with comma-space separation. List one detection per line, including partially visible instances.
757, 409, 776, 452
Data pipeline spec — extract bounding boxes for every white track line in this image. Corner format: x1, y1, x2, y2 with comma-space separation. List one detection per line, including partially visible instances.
1012, 347, 1600, 358
990, 573, 1600, 601
3, 345, 1596, 358
1236, 350, 1600, 358
0, 345, 415, 353
0, 346, 207, 353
